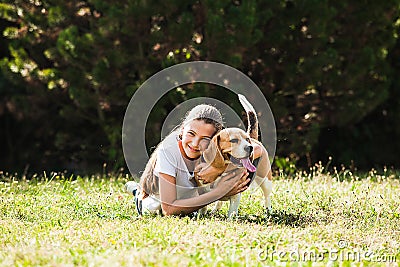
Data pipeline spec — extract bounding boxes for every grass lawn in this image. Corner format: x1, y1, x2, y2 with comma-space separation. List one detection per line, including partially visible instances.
0, 167, 399, 266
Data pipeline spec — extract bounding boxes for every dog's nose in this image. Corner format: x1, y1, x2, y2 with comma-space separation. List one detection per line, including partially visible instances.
245, 145, 253, 154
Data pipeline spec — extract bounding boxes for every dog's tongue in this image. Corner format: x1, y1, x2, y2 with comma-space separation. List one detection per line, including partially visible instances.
240, 158, 257, 172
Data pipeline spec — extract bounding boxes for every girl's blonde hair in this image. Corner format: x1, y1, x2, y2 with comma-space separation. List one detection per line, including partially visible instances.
140, 104, 224, 197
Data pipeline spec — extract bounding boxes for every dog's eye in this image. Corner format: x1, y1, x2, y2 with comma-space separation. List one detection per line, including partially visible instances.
230, 138, 239, 143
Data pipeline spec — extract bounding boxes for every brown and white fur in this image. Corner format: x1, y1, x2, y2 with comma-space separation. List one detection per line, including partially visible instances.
195, 94, 273, 218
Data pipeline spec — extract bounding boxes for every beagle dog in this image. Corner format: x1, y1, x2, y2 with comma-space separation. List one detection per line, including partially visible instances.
195, 95, 273, 218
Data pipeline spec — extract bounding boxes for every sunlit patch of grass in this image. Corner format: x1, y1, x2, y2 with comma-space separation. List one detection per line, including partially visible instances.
0, 168, 399, 266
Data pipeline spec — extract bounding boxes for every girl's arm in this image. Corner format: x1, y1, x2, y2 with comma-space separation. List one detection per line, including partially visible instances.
159, 170, 249, 216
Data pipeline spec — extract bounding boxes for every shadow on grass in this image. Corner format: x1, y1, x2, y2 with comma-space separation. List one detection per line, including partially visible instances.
206, 209, 321, 228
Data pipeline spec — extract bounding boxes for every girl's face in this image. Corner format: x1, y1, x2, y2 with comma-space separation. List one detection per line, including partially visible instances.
180, 119, 216, 159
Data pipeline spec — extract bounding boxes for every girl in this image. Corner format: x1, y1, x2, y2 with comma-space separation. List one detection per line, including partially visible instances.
126, 104, 257, 216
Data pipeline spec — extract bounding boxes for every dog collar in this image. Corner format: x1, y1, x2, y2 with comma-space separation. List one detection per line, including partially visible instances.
246, 157, 260, 186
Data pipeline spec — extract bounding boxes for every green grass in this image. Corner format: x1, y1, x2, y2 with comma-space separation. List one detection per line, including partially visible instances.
0, 167, 399, 267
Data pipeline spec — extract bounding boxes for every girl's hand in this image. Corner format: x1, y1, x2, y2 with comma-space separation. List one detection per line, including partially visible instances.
214, 169, 250, 199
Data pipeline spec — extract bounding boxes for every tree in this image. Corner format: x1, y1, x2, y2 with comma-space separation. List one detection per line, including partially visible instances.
0, 0, 399, 172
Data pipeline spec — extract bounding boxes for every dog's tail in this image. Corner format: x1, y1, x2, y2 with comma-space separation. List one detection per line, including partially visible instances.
238, 94, 258, 140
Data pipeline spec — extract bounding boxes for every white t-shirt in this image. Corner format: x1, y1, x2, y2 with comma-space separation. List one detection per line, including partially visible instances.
154, 132, 200, 200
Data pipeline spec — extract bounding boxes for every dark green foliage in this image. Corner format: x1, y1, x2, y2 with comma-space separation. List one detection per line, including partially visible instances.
0, 0, 399, 172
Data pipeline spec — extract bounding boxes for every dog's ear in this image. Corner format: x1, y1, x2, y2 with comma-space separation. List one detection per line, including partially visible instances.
203, 134, 225, 168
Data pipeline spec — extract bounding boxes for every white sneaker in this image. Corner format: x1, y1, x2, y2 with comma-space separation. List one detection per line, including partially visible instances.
125, 181, 142, 215
125, 181, 138, 196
